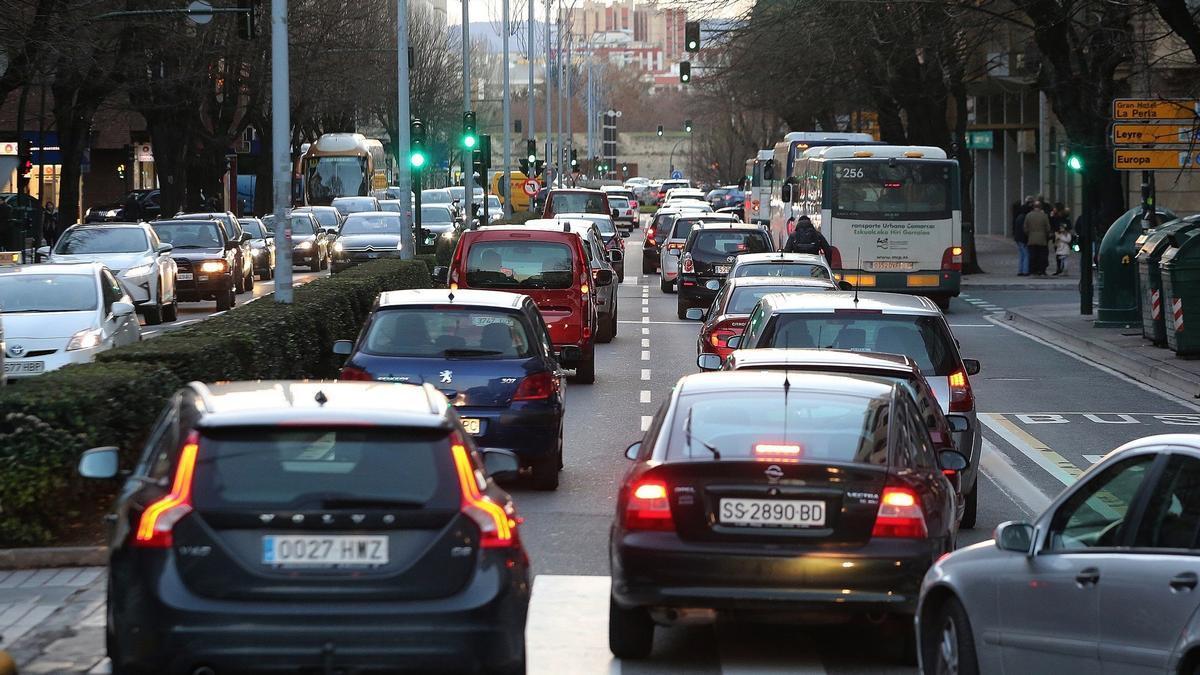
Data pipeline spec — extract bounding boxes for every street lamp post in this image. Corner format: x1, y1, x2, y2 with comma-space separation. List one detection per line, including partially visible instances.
396, 0, 412, 230
462, 0, 473, 224
270, 0, 293, 304
502, 0, 512, 218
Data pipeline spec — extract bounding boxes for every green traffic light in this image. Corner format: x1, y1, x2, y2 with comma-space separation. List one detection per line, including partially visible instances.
463, 135, 477, 149
411, 152, 427, 169
1067, 154, 1083, 172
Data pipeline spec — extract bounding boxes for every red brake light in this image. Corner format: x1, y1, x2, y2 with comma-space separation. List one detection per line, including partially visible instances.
827, 246, 842, 269
624, 479, 674, 531
948, 369, 974, 412
941, 246, 963, 272
338, 365, 373, 381
513, 371, 557, 401
451, 437, 518, 548
135, 432, 199, 548
871, 486, 927, 539
753, 443, 802, 456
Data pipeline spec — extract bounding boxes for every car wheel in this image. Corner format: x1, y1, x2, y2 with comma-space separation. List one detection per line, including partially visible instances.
596, 309, 614, 344
234, 262, 246, 293
609, 595, 654, 659
245, 267, 254, 292
310, 254, 322, 273
162, 297, 178, 322
642, 256, 656, 275
216, 282, 234, 311
263, 261, 274, 280
609, 307, 618, 339
676, 298, 690, 320
143, 285, 164, 325
660, 275, 672, 293
922, 597, 979, 675
571, 347, 596, 384
961, 482, 978, 529
485, 657, 526, 675
933, 294, 951, 312
530, 455, 560, 491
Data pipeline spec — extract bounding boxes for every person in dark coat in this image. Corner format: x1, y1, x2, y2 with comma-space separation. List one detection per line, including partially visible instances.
123, 193, 142, 222
42, 201, 58, 246
782, 215, 831, 256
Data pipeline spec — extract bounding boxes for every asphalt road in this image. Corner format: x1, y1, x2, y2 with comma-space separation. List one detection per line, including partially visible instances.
12, 226, 1200, 674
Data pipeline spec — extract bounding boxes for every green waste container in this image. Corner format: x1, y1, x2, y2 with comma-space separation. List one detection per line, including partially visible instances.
1137, 216, 1200, 345
1160, 227, 1200, 356
1096, 207, 1177, 327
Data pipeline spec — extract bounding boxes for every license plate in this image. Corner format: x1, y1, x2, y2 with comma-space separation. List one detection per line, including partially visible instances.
718, 498, 826, 528
177, 273, 194, 281
461, 418, 483, 435
4, 361, 44, 375
713, 265, 731, 274
261, 535, 388, 567
870, 261, 914, 271
368, 252, 379, 259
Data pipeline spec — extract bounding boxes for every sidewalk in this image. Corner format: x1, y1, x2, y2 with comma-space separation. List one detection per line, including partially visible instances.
963, 234, 1079, 290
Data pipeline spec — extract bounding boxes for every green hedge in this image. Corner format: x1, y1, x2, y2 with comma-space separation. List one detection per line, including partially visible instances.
0, 259, 430, 546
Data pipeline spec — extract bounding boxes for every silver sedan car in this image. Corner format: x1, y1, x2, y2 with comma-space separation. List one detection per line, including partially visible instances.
917, 434, 1200, 675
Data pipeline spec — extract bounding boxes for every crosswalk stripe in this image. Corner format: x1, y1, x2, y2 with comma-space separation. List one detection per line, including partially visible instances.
527, 575, 618, 675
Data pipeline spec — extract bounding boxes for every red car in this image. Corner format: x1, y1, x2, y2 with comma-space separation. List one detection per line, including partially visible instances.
437, 225, 606, 383
541, 188, 612, 220
686, 276, 838, 360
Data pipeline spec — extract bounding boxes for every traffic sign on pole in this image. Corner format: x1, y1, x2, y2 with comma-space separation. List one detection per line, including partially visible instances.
522, 179, 539, 196
1112, 123, 1200, 146
1113, 98, 1200, 121
1112, 149, 1200, 171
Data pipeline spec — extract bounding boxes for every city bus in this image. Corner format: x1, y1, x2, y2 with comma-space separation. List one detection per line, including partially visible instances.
743, 149, 774, 225
778, 144, 961, 309
300, 133, 389, 205
767, 131, 878, 240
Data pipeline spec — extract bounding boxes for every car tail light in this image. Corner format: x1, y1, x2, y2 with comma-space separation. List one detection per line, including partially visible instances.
711, 327, 740, 349
871, 485, 927, 538
827, 246, 842, 269
451, 437, 518, 548
941, 246, 963, 272
134, 432, 200, 548
681, 253, 694, 273
948, 369, 974, 412
646, 226, 656, 244
514, 371, 557, 400
338, 365, 373, 381
624, 479, 674, 531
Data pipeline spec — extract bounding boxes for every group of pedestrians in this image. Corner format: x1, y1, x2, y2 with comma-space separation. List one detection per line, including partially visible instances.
1012, 196, 1073, 276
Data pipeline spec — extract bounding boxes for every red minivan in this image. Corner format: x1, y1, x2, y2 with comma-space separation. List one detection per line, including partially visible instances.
541, 188, 614, 220
437, 226, 606, 383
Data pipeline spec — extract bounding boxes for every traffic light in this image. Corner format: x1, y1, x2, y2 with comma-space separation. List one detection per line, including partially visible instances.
570, 149, 578, 170
534, 159, 546, 177
236, 0, 259, 39
472, 150, 484, 178
410, 118, 427, 170
461, 111, 478, 149
685, 21, 700, 52
526, 139, 537, 165
657, 124, 663, 137
1067, 151, 1083, 172
17, 140, 31, 178
684, 119, 693, 133
679, 61, 691, 83
478, 134, 492, 168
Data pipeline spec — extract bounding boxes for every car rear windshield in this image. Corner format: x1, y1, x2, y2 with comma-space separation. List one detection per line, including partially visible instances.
465, 241, 574, 289
363, 307, 534, 358
0, 274, 97, 312
728, 285, 825, 314
191, 428, 454, 510
342, 214, 403, 235
689, 230, 771, 257
305, 209, 341, 228
152, 221, 223, 248
667, 390, 892, 465
733, 262, 830, 279
609, 196, 629, 208
56, 228, 148, 254
765, 313, 957, 375
549, 192, 606, 214
421, 207, 454, 224
422, 190, 452, 204
238, 220, 266, 238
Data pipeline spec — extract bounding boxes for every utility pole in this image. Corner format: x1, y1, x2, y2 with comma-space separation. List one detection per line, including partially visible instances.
544, 0, 553, 187
565, 31, 572, 184
462, 0, 473, 224
555, 1, 563, 182
396, 0, 412, 231
502, 0, 512, 218
527, 0, 535, 181
271, 0, 293, 304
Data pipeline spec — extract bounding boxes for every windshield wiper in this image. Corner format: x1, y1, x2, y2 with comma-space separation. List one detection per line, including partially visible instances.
442, 348, 503, 358
684, 408, 721, 460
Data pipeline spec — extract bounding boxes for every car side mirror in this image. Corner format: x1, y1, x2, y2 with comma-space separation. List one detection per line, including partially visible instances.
608, 249, 624, 263
156, 243, 173, 254
697, 353, 722, 371
78, 446, 120, 479
837, 280, 854, 291
624, 441, 641, 460
945, 414, 970, 434
726, 335, 742, 349
332, 340, 353, 356
938, 449, 969, 472
432, 266, 449, 285
704, 279, 721, 291
36, 245, 51, 257
995, 521, 1036, 555
558, 344, 582, 366
763, 160, 774, 181
111, 301, 135, 317
594, 269, 614, 286
239, 232, 252, 243
781, 183, 793, 203
684, 307, 706, 321
963, 358, 981, 376
481, 448, 521, 481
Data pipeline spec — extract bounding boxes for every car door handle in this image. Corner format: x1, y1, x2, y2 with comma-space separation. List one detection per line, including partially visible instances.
1075, 567, 1101, 586
1170, 572, 1198, 591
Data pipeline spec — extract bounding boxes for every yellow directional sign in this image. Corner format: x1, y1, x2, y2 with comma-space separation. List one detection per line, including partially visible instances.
1112, 123, 1200, 145
1113, 149, 1200, 171
1113, 99, 1200, 120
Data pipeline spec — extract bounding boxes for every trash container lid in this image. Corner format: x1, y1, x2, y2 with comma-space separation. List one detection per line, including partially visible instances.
1138, 217, 1200, 259
1160, 229, 1200, 269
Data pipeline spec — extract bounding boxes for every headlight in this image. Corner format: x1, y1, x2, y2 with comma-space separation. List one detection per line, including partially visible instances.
66, 328, 103, 351
296, 241, 313, 250
198, 260, 227, 274
333, 241, 344, 252
123, 263, 154, 277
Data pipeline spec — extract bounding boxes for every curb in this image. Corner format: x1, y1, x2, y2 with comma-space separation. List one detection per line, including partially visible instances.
962, 282, 1077, 291
0, 546, 106, 570
1002, 307, 1200, 402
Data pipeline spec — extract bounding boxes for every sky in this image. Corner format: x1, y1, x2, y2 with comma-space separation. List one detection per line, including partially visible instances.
444, 0, 750, 25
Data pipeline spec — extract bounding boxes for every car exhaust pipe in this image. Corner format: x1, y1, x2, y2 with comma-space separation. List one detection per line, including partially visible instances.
865, 612, 889, 625
651, 607, 717, 625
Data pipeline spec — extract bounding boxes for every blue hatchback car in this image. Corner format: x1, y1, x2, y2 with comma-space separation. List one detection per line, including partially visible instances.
335, 288, 567, 489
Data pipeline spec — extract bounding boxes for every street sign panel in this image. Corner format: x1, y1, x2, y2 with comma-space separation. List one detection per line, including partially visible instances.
671, 170, 683, 179
1112, 148, 1200, 171
965, 130, 994, 150
1112, 123, 1200, 145
1113, 99, 1200, 121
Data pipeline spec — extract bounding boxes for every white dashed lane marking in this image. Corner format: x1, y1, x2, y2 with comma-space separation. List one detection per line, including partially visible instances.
641, 369, 651, 380
640, 390, 651, 403
641, 415, 652, 431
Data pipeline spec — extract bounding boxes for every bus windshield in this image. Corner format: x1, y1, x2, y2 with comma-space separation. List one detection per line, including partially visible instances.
306, 156, 368, 203
829, 162, 952, 220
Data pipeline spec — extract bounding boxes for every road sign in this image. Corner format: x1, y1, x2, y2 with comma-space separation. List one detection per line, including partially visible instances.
965, 130, 994, 150
1113, 98, 1200, 121
1112, 148, 1200, 171
187, 0, 213, 25
1112, 123, 1200, 146
671, 170, 683, 179
522, 179, 539, 196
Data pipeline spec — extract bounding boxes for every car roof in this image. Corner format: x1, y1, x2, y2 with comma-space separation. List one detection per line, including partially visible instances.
153, 218, 221, 226
190, 381, 453, 429
470, 225, 579, 241
294, 205, 339, 211
692, 221, 762, 231
677, 370, 897, 399
759, 290, 942, 314
378, 287, 526, 310
734, 252, 830, 265
548, 188, 604, 194
554, 213, 613, 223
67, 222, 151, 231
345, 211, 401, 218
331, 196, 376, 202
0, 262, 104, 277
726, 276, 838, 289
726, 348, 919, 373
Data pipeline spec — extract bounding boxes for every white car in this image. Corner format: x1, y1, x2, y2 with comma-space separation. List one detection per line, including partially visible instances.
0, 262, 141, 379
607, 195, 638, 228
40, 222, 178, 324
664, 187, 707, 203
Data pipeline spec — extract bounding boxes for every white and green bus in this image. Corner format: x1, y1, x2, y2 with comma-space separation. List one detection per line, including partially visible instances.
775, 144, 961, 309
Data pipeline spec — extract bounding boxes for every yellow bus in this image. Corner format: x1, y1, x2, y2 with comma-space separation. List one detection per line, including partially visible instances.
300, 133, 389, 205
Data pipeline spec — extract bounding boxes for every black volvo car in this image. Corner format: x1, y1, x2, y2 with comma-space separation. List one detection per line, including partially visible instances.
79, 381, 530, 675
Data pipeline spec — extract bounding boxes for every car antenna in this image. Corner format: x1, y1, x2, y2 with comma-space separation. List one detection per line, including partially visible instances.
314, 390, 328, 406
853, 246, 861, 305
782, 366, 792, 447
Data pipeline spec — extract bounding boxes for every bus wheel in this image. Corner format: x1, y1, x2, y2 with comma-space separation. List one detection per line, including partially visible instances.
933, 294, 952, 312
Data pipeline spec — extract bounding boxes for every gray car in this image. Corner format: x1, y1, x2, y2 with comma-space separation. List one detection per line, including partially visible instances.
730, 291, 983, 527
917, 433, 1200, 675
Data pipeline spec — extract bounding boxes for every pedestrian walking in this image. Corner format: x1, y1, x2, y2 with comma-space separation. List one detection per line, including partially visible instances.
782, 215, 831, 256
1012, 198, 1031, 276
42, 201, 58, 246
1024, 201, 1051, 276
1053, 223, 1072, 276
